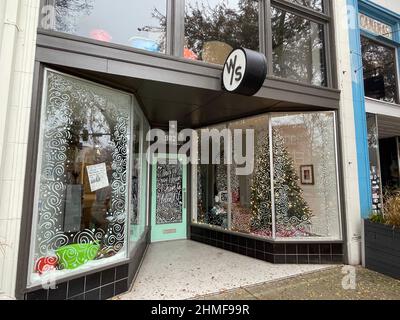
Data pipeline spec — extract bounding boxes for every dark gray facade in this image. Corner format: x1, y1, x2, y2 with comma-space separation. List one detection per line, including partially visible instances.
17, 0, 346, 300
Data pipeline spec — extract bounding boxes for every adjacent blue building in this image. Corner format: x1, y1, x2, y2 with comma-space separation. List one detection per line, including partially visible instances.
347, 0, 400, 218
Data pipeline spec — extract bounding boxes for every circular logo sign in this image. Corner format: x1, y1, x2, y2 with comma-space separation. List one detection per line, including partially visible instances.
221, 48, 267, 96
222, 49, 247, 92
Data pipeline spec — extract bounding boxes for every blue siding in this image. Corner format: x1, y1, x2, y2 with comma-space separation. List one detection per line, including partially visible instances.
347, 0, 372, 218
347, 0, 400, 218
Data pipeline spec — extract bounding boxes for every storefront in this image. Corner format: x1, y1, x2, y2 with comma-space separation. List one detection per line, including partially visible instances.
347, 0, 400, 217
15, 0, 345, 300
367, 113, 400, 215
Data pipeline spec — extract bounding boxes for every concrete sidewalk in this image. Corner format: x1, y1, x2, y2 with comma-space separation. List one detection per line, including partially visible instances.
117, 240, 332, 300
194, 266, 400, 300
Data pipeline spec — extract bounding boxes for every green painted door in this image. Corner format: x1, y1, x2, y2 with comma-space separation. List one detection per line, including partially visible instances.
151, 154, 187, 242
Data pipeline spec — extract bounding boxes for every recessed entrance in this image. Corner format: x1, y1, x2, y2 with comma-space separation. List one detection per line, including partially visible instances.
150, 154, 187, 242
118, 240, 333, 300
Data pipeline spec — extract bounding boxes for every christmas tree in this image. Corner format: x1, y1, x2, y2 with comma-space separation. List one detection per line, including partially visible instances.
250, 131, 273, 233
250, 129, 313, 237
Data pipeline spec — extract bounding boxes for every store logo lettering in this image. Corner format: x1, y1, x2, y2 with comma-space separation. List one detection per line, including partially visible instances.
222, 49, 247, 92
222, 48, 267, 96
226, 54, 243, 86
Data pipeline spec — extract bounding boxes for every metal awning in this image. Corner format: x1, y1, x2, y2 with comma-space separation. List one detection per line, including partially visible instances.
37, 31, 341, 128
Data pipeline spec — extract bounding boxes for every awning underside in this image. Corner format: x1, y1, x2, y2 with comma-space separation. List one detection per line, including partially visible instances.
53, 65, 337, 129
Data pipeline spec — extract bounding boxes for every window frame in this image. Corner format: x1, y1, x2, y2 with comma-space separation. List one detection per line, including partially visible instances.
41, 0, 174, 55
181, 0, 264, 64
358, 0, 400, 106
357, 17, 400, 105
179, 0, 334, 86
26, 68, 139, 288
360, 33, 400, 105
191, 110, 343, 242
38, 0, 336, 89
128, 99, 151, 256
269, 0, 333, 87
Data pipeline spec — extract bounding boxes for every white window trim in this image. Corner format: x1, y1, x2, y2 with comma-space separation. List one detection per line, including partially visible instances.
365, 97, 400, 118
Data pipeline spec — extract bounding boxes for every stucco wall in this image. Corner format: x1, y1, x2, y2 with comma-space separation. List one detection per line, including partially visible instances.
332, 0, 364, 264
0, 1, 5, 46
0, 0, 40, 298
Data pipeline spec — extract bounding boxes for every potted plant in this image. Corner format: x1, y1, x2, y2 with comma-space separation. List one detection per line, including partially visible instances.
364, 189, 400, 279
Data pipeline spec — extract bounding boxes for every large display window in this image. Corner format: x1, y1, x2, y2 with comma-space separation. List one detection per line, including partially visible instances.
184, 0, 260, 64
229, 115, 272, 236
271, 6, 326, 86
41, 1, 334, 89
192, 111, 341, 241
49, 0, 167, 53
28, 70, 148, 286
195, 124, 229, 228
272, 112, 341, 239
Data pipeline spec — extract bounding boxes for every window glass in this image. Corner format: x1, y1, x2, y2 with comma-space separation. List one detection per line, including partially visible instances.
283, 0, 324, 12
141, 121, 150, 228
366, 113, 382, 215
130, 111, 148, 250
271, 7, 326, 86
230, 115, 272, 238
272, 112, 340, 239
194, 125, 229, 229
184, 0, 259, 65
53, 0, 167, 53
192, 112, 340, 240
361, 36, 398, 103
30, 70, 131, 285
131, 113, 141, 227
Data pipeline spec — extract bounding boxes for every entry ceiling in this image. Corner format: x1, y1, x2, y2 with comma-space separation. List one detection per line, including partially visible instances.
377, 114, 400, 139
54, 65, 331, 129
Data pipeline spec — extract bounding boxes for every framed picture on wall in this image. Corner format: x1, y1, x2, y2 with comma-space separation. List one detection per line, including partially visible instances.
300, 165, 314, 185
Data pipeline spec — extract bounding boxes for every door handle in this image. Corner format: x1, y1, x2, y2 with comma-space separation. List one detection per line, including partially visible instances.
183, 190, 187, 210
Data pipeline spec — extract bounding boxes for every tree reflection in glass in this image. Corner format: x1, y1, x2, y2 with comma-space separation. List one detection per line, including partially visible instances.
52, 0, 167, 52
271, 7, 326, 86
184, 0, 259, 64
361, 36, 398, 103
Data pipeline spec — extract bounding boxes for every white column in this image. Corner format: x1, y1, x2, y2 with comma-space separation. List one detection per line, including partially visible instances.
0, 0, 40, 298
332, 0, 362, 265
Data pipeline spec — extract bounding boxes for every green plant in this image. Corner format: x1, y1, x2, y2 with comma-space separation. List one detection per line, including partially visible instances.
369, 212, 385, 224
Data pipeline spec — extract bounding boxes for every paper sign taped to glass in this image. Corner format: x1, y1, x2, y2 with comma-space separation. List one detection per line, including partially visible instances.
86, 163, 109, 192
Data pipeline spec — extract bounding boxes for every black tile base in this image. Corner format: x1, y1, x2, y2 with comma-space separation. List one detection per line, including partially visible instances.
84, 288, 100, 300
25, 264, 131, 301
68, 277, 84, 298
191, 225, 344, 265
100, 283, 115, 300
115, 279, 129, 296
24, 229, 150, 300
